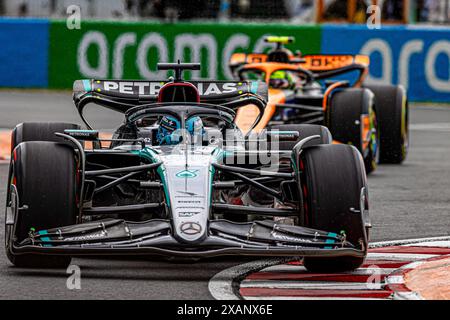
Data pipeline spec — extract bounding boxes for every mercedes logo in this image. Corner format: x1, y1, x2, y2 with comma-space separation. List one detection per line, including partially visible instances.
180, 222, 202, 235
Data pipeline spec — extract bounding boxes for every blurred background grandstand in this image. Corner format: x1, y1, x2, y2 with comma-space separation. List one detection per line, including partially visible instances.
0, 0, 449, 24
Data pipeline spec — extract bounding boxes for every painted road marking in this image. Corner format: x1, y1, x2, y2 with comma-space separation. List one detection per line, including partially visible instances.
208, 259, 289, 301
405, 241, 450, 247
245, 296, 388, 301
208, 236, 450, 300
241, 281, 383, 290
369, 236, 450, 247
410, 123, 450, 132
239, 287, 394, 299
367, 253, 438, 261
259, 265, 395, 275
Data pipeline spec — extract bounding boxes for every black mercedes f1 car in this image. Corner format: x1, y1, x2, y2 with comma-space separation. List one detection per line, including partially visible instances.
5, 62, 370, 272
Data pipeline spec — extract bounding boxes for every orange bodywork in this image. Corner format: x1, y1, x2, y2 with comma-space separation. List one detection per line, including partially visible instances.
234, 62, 302, 133
361, 114, 371, 150
300, 55, 369, 71
230, 53, 269, 65
236, 88, 287, 134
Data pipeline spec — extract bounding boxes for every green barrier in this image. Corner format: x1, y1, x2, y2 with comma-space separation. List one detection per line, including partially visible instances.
49, 20, 321, 89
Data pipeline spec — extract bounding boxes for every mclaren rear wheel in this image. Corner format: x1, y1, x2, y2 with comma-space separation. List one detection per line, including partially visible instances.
5, 142, 77, 268
327, 88, 379, 174
296, 144, 370, 272
364, 84, 409, 164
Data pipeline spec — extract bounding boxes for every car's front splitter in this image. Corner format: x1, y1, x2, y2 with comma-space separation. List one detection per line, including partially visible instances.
10, 219, 366, 259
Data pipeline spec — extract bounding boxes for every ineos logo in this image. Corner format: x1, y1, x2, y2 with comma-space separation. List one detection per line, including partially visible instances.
180, 222, 202, 235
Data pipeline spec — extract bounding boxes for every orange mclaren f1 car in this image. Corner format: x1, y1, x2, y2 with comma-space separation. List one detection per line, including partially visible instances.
230, 37, 409, 173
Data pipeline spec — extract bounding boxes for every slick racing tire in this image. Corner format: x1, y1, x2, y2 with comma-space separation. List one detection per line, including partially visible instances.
364, 84, 409, 164
5, 142, 77, 268
327, 88, 379, 174
268, 124, 332, 150
11, 122, 82, 151
298, 144, 369, 272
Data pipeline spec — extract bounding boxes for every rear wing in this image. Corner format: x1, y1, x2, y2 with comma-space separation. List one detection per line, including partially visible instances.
300, 55, 369, 86
300, 55, 369, 71
229, 53, 369, 69
230, 53, 270, 67
73, 79, 268, 114
229, 53, 369, 87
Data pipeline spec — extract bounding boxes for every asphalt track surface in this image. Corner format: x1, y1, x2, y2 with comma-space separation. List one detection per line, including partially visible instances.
0, 91, 449, 300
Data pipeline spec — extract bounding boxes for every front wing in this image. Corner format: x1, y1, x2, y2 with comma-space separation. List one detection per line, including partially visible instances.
11, 219, 366, 259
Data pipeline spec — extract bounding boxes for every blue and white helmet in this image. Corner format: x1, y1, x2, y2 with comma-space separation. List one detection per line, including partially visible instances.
157, 115, 205, 145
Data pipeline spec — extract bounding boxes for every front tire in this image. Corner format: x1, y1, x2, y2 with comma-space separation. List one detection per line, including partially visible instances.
5, 142, 78, 268
297, 144, 369, 272
11, 122, 81, 151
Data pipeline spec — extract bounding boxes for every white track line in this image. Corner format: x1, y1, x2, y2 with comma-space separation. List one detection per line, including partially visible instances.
385, 275, 405, 284
404, 240, 450, 247
369, 236, 450, 248
209, 236, 450, 300
410, 123, 450, 132
259, 265, 395, 275
208, 259, 289, 300
258, 265, 307, 272
388, 259, 430, 300
244, 296, 388, 301
393, 291, 424, 300
367, 253, 437, 261
241, 281, 382, 290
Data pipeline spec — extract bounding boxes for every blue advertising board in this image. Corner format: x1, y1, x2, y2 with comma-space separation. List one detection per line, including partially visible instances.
0, 18, 449, 102
0, 18, 49, 87
322, 24, 450, 102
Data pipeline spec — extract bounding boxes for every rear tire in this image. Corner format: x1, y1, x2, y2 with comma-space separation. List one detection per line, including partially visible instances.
297, 144, 369, 272
5, 142, 77, 268
364, 84, 409, 164
327, 88, 379, 174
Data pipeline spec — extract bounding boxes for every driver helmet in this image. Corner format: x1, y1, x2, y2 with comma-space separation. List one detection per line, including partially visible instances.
157, 115, 205, 145
269, 70, 295, 89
